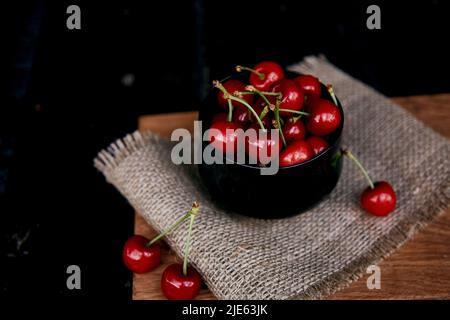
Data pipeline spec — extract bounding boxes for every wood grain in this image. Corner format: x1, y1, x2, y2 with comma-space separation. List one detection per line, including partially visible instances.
133, 94, 450, 300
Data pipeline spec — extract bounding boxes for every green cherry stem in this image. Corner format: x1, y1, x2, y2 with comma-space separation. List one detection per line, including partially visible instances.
235, 92, 254, 96
147, 202, 200, 247
182, 202, 199, 276
255, 90, 273, 109
278, 109, 310, 116
341, 149, 375, 189
258, 91, 283, 96
235, 88, 281, 122
327, 84, 338, 106
227, 99, 233, 122
213, 80, 266, 130
259, 105, 269, 121
236, 91, 281, 97
235, 65, 265, 80
274, 99, 287, 147
244, 85, 276, 113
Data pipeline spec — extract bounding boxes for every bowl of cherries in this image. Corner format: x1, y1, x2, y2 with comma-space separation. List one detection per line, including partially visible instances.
198, 61, 345, 218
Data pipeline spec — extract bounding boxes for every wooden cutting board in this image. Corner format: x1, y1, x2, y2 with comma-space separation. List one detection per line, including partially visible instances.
133, 94, 450, 300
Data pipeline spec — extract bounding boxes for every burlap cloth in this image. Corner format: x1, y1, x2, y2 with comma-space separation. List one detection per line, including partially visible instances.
94, 56, 450, 299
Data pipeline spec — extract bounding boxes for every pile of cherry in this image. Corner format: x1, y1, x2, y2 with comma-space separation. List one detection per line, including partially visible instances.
210, 61, 342, 167
210, 61, 396, 218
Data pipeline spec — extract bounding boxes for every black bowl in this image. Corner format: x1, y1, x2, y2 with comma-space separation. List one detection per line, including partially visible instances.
198, 71, 344, 218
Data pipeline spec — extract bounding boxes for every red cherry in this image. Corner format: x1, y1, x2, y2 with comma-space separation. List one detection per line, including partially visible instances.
306, 136, 329, 155
294, 75, 321, 100
246, 61, 284, 91
254, 97, 267, 109
232, 108, 250, 127
279, 140, 314, 167
234, 102, 271, 129
246, 123, 282, 164
250, 99, 272, 128
270, 79, 304, 117
122, 235, 161, 274
161, 263, 202, 300
211, 113, 228, 124
306, 99, 341, 136
208, 120, 240, 155
361, 181, 397, 216
217, 80, 253, 110
282, 118, 306, 143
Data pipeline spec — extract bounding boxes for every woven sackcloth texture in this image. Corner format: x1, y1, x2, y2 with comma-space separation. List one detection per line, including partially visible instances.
94, 56, 450, 299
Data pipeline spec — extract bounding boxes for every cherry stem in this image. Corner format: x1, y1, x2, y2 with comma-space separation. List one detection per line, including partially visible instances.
147, 202, 200, 247
275, 99, 287, 147
182, 204, 199, 276
256, 90, 273, 109
235, 65, 265, 80
227, 99, 233, 122
278, 109, 310, 116
341, 149, 375, 189
259, 91, 282, 96
259, 105, 269, 121
237, 91, 281, 97
244, 86, 276, 112
235, 89, 282, 122
292, 114, 303, 122
327, 84, 338, 106
213, 80, 266, 130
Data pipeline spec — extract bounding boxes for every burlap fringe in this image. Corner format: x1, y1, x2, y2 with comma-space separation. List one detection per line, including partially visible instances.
94, 131, 159, 178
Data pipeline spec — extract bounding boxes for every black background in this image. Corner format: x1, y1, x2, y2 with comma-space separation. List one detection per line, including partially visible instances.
1, 0, 449, 298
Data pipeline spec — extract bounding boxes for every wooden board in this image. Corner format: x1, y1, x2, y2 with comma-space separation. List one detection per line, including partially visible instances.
134, 94, 450, 300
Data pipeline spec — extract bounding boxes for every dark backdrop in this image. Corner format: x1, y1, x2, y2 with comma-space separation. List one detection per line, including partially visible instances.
1, 0, 449, 298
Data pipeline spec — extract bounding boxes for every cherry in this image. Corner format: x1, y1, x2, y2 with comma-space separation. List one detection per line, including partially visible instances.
294, 75, 321, 102
232, 101, 269, 128
254, 97, 267, 109
161, 263, 202, 300
123, 235, 161, 274
306, 99, 341, 136
208, 120, 240, 155
213, 80, 266, 130
246, 123, 282, 164
211, 113, 228, 124
341, 149, 396, 217
279, 140, 315, 167
251, 99, 272, 128
232, 108, 251, 127
282, 118, 306, 143
270, 79, 304, 117
361, 181, 397, 217
236, 61, 284, 91
217, 80, 253, 111
161, 202, 202, 300
306, 136, 329, 155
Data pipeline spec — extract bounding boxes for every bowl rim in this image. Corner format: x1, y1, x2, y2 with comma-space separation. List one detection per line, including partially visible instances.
199, 70, 345, 171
